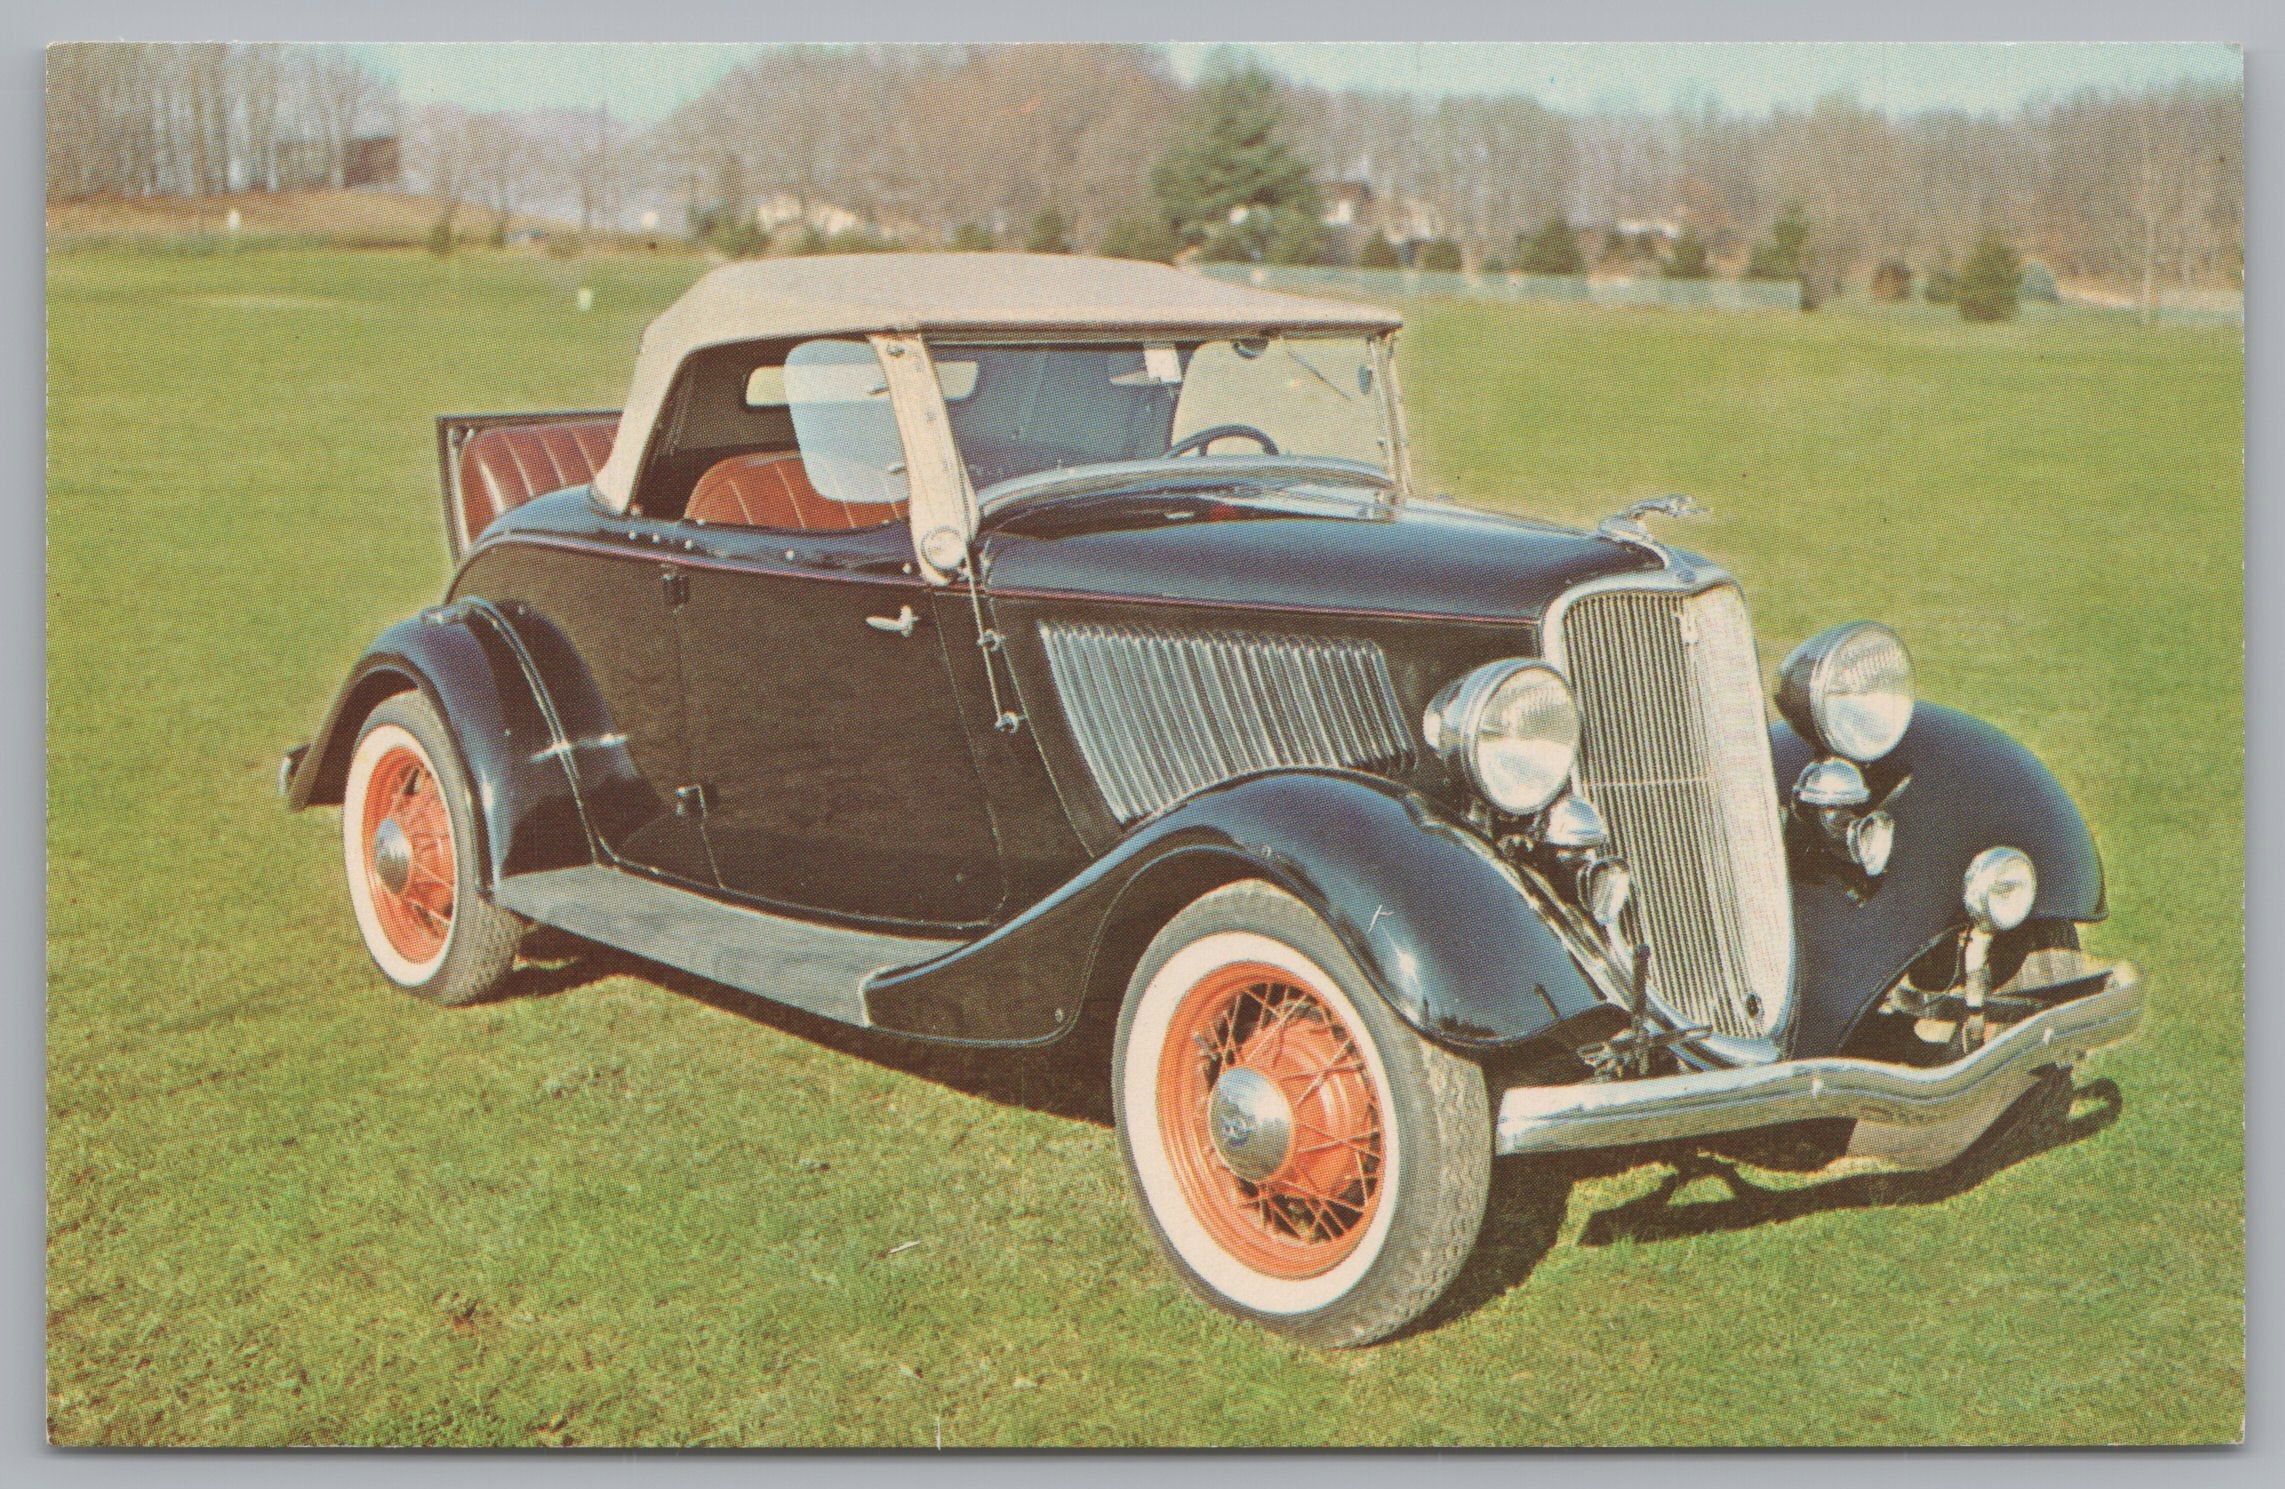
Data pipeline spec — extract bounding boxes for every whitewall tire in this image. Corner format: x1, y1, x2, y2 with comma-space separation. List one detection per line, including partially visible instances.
1112, 880, 1492, 1346
341, 692, 522, 1005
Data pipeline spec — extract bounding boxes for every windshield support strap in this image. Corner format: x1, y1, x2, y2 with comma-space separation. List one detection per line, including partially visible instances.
871, 332, 979, 586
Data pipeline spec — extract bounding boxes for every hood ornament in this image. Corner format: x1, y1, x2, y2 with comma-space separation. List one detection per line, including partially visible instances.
1596, 495, 1708, 566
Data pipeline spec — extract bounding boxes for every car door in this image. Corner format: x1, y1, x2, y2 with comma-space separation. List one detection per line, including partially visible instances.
451, 527, 717, 886
671, 524, 1005, 928
667, 336, 1005, 929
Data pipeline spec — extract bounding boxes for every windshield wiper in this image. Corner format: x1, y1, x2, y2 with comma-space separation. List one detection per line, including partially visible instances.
1279, 341, 1354, 402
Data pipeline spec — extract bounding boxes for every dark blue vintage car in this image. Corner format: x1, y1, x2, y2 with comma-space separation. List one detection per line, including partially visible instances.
284, 254, 2141, 1345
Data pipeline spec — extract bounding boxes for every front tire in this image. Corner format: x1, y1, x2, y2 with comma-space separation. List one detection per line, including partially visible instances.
341, 692, 522, 1005
1112, 880, 1492, 1347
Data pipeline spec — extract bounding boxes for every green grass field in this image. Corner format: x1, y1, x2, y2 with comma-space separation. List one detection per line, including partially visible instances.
45, 248, 2243, 1446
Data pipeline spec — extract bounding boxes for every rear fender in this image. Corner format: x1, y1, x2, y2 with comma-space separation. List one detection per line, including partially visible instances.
1782, 703, 2106, 1057
283, 602, 596, 887
862, 769, 1616, 1052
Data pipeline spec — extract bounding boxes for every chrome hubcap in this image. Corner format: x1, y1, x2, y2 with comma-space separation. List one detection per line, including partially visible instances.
1207, 1066, 1294, 1183
371, 817, 414, 896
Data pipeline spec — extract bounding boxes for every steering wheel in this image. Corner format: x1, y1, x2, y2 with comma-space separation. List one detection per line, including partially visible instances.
1166, 424, 1280, 458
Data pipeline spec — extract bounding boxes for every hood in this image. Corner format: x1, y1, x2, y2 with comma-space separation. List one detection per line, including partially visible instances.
978, 487, 1668, 625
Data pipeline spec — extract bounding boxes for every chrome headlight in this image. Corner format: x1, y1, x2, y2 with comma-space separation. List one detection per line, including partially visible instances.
1777, 622, 1914, 763
1424, 660, 1579, 816
1963, 846, 2037, 932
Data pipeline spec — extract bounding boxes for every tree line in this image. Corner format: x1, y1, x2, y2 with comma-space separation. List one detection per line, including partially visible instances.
47, 43, 390, 198
46, 43, 2241, 295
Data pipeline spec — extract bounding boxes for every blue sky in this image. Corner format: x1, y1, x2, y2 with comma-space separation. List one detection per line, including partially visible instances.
357, 41, 2240, 127
357, 43, 764, 124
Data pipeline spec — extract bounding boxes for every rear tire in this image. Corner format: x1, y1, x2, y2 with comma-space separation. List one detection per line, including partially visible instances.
341, 692, 523, 1006
1112, 880, 1492, 1347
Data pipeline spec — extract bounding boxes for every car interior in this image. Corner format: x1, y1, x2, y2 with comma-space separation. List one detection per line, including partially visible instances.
454, 337, 1223, 547
629, 338, 912, 534
455, 417, 620, 544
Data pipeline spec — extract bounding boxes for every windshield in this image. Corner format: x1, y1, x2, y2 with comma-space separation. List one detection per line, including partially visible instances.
780, 337, 911, 509
928, 335, 1393, 496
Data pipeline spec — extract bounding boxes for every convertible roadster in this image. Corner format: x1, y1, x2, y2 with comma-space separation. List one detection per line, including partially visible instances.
283, 253, 2142, 1345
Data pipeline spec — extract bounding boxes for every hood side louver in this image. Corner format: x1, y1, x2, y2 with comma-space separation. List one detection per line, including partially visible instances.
1039, 622, 1414, 823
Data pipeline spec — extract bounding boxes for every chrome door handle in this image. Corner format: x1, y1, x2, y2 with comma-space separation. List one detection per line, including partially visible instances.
865, 605, 919, 637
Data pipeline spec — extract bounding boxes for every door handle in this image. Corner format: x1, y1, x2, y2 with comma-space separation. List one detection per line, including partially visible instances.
865, 606, 920, 637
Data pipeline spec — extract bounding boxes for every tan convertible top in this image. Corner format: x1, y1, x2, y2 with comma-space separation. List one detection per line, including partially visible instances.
592, 253, 1402, 510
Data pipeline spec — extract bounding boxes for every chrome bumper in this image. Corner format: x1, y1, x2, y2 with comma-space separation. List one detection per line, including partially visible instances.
1496, 963, 2143, 1158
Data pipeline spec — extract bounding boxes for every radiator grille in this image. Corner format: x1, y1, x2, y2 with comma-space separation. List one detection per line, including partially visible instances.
1557, 583, 1793, 1042
1040, 623, 1413, 823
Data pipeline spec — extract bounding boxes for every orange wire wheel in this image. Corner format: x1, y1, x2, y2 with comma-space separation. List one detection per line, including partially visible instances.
356, 738, 457, 968
340, 696, 525, 1006
1109, 884, 1495, 1341
1156, 960, 1387, 1279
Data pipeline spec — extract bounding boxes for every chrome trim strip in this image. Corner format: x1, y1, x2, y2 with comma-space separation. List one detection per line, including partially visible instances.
1496, 964, 2144, 1156
1371, 332, 1413, 502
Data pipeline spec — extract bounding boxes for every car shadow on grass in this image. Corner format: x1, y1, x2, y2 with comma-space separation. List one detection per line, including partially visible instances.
487, 941, 2124, 1338
1395, 1071, 2122, 1338
1572, 1070, 2124, 1249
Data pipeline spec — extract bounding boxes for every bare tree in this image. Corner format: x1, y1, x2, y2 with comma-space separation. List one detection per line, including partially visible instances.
553, 107, 631, 232
300, 46, 380, 189
646, 43, 1176, 247
462, 111, 538, 240
232, 43, 285, 192
402, 100, 475, 241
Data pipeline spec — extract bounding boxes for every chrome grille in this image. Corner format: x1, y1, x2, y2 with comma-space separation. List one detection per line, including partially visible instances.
1555, 582, 1793, 1043
1040, 623, 1413, 823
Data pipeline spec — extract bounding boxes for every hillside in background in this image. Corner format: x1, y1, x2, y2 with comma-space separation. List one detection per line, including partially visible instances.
48, 190, 596, 250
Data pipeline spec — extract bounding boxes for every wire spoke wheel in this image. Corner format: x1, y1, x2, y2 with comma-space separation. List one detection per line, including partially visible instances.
339, 694, 524, 1004
1114, 881, 1491, 1347
358, 744, 457, 965
1159, 963, 1385, 1278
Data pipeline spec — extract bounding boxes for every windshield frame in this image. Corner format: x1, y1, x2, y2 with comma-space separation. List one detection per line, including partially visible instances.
976, 452, 1397, 515
920, 327, 1412, 510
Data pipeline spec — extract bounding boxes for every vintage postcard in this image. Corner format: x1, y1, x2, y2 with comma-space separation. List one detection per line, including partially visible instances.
44, 40, 2243, 1446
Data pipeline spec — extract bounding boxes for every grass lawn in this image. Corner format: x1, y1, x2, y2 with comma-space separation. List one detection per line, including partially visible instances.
45, 248, 2243, 1446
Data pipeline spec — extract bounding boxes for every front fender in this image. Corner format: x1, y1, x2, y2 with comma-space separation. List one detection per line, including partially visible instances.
862, 769, 1612, 1051
283, 603, 595, 887
1781, 703, 2106, 1057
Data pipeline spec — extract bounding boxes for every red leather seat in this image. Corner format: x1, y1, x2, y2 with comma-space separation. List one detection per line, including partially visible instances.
457, 419, 617, 543
685, 452, 908, 532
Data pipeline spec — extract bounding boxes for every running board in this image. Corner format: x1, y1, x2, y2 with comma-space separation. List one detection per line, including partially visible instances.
493, 865, 965, 1027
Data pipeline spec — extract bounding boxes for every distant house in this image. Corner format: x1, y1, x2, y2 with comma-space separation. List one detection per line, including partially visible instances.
241, 134, 399, 193
1387, 197, 1443, 245
344, 136, 401, 190
1613, 217, 1682, 242
1320, 180, 1372, 227
753, 193, 868, 238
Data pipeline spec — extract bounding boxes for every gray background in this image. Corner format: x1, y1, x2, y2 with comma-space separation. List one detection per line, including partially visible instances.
7, 0, 2270, 1481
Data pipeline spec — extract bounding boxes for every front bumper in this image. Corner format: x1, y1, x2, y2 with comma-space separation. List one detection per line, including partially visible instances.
1496, 962, 2143, 1160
